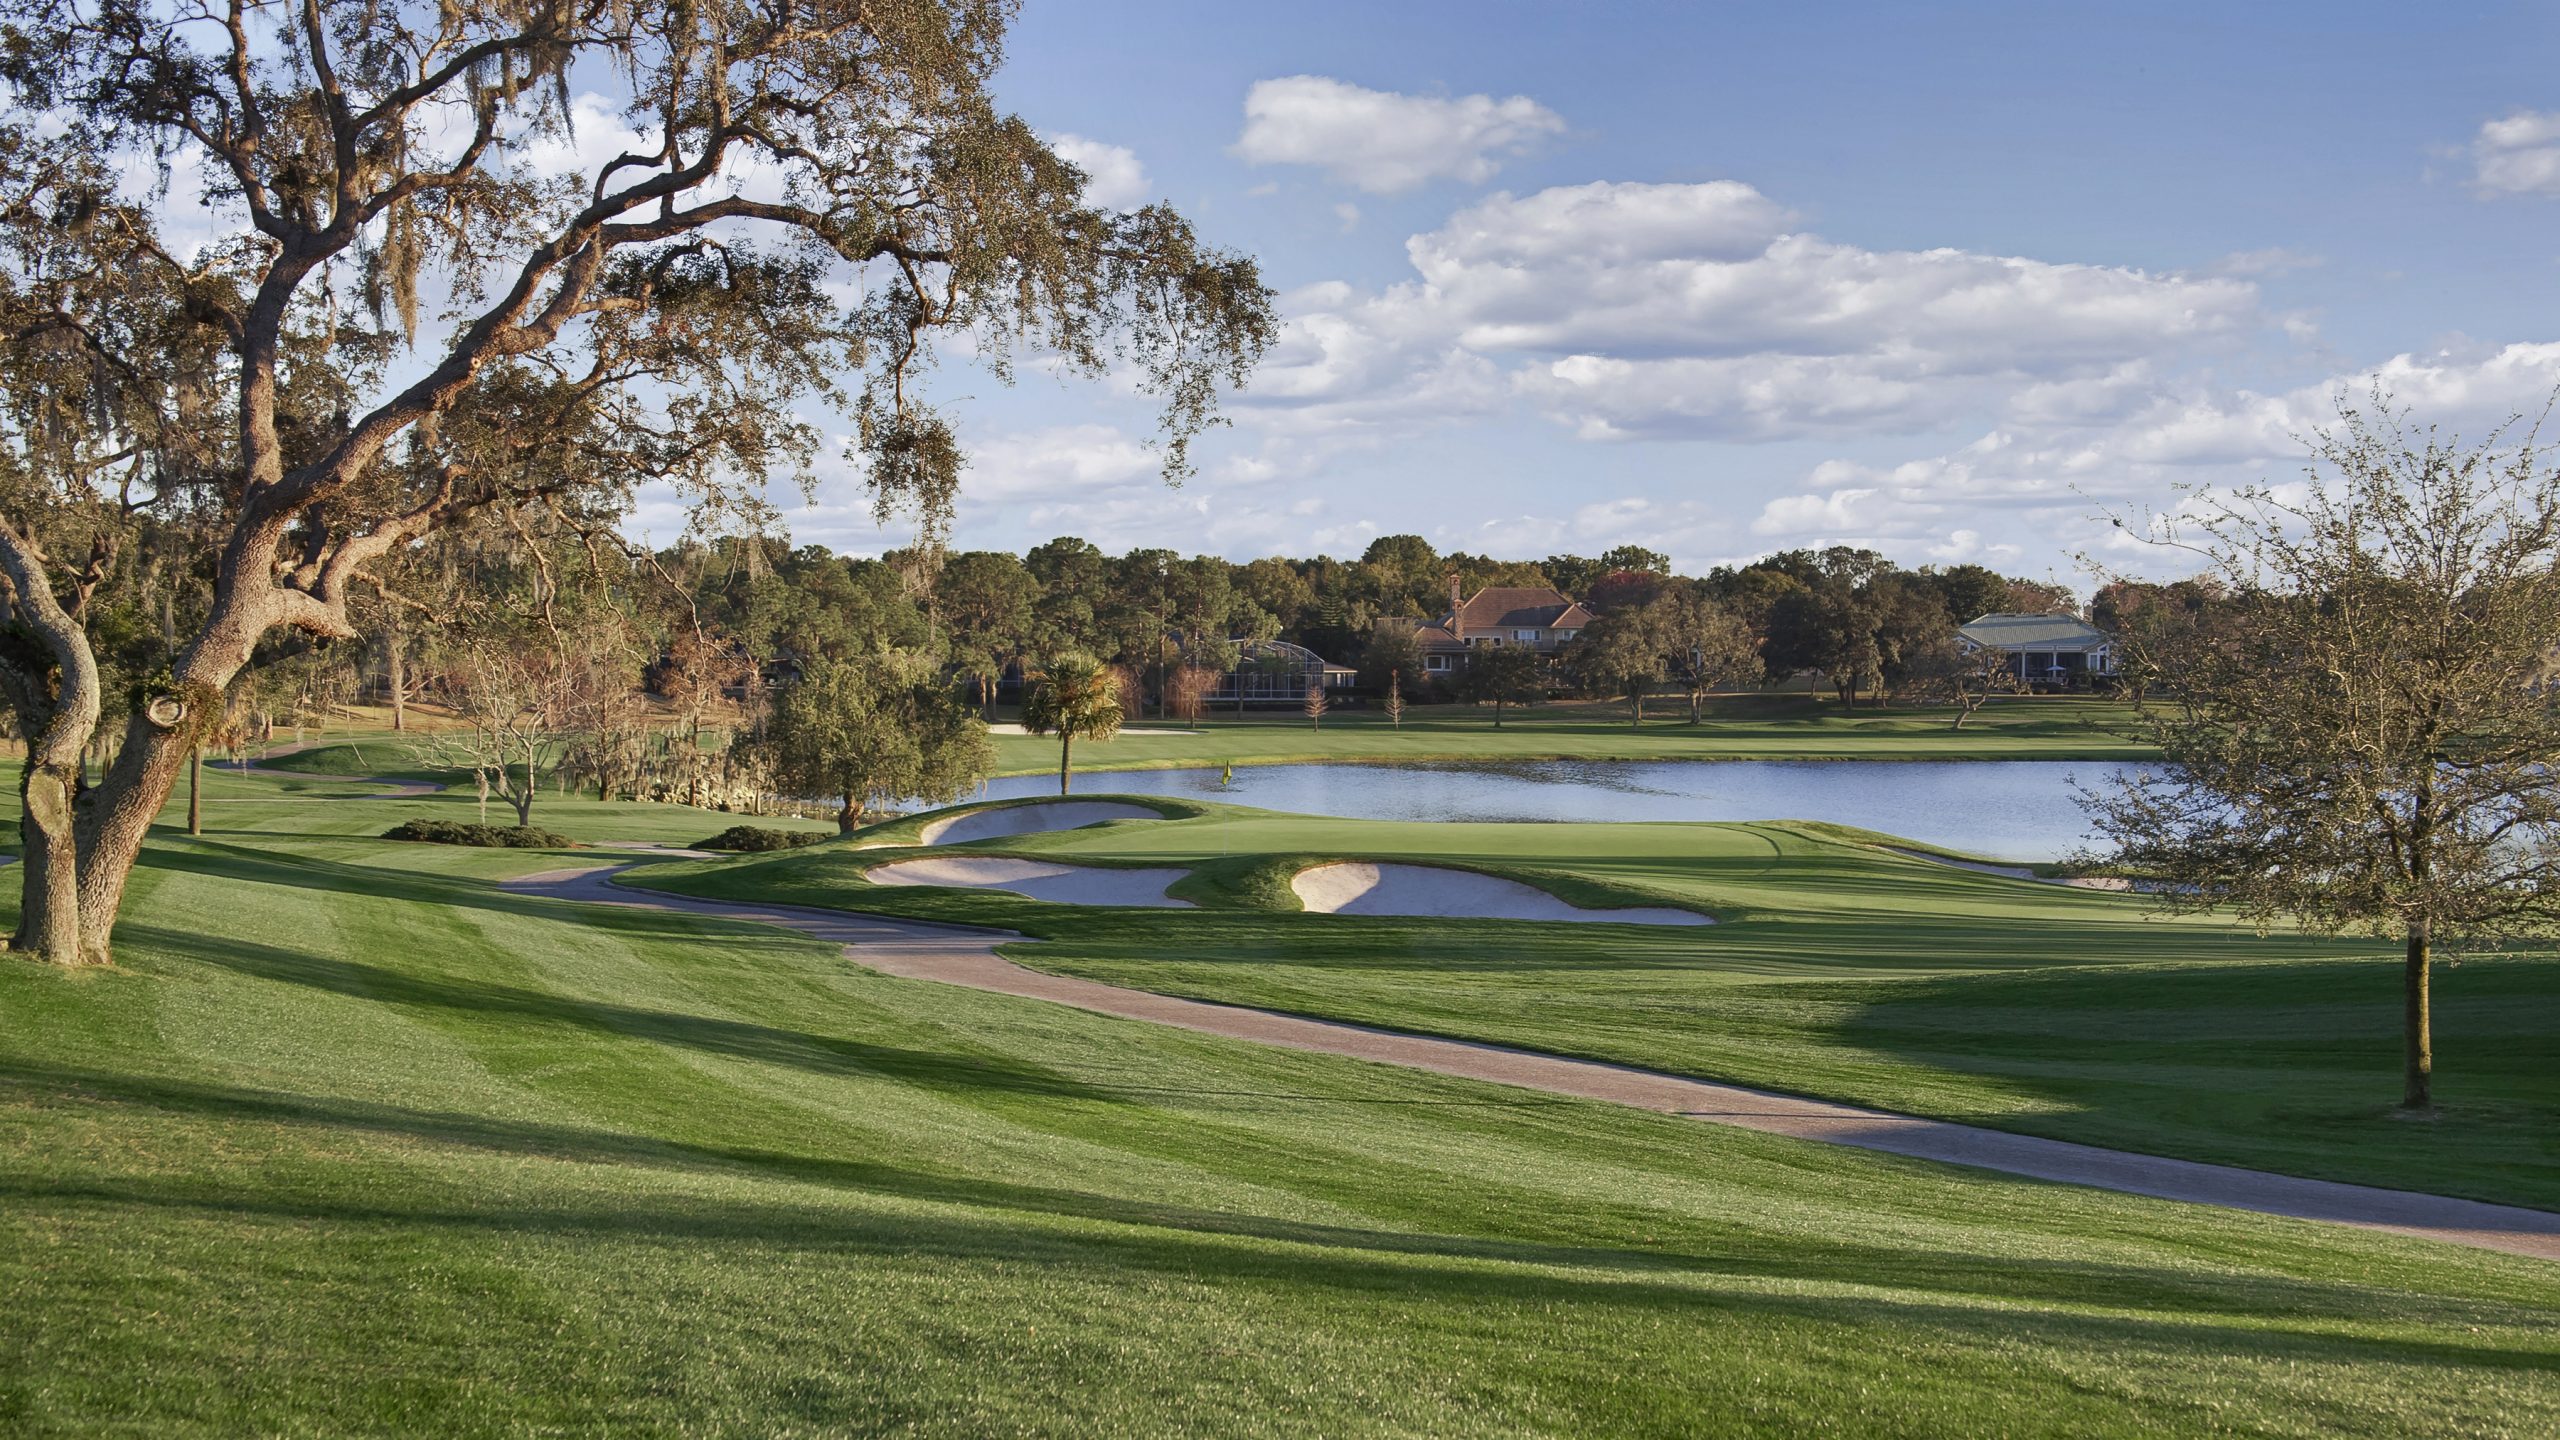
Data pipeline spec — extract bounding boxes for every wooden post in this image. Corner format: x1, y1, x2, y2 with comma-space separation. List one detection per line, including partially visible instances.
186, 745, 201, 836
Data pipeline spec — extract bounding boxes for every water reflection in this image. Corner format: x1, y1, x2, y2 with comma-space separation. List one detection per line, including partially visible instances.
968, 759, 2133, 862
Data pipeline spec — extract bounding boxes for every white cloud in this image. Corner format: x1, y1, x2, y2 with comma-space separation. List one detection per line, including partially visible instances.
1047, 133, 1151, 210
963, 424, 1158, 501
1247, 179, 2262, 442
1741, 342, 2560, 568
1234, 76, 1566, 194
2470, 109, 2560, 197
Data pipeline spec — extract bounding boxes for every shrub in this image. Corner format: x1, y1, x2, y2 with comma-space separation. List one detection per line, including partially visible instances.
695, 825, 830, 853
383, 819, 576, 849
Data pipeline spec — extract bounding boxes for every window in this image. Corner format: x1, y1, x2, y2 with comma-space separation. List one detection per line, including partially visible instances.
1515, 628, 1537, 642
1426, 654, 1449, 671
1556, 629, 1577, 641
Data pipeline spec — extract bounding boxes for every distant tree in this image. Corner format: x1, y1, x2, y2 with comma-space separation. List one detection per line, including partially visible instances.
1164, 664, 1218, 724
1585, 568, 1666, 614
2082, 394, 2560, 1110
2004, 577, 2079, 614
939, 552, 1038, 716
760, 653, 990, 833
1454, 645, 1542, 727
1597, 544, 1673, 577
1303, 676, 1329, 730
1539, 553, 1606, 601
1903, 640, 2019, 729
1929, 564, 2016, 624
1384, 671, 1406, 729
1652, 586, 1761, 723
1021, 653, 1125, 796
1868, 573, 1958, 703
1569, 609, 1666, 726
1360, 625, 1426, 695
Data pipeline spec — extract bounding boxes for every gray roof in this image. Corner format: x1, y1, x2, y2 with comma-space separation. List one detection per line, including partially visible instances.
1957, 612, 2113, 651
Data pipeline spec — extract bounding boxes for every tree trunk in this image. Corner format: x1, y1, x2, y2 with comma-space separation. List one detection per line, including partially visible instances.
0, 523, 106, 965
1689, 689, 1704, 725
2404, 923, 2433, 1109
837, 792, 864, 834
476, 769, 490, 823
388, 626, 408, 731
1058, 733, 1072, 795
1629, 689, 1642, 727
511, 788, 535, 827
188, 747, 202, 836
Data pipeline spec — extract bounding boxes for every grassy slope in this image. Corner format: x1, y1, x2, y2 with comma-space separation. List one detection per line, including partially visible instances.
2, 782, 2558, 1435
987, 695, 2150, 776
657, 803, 2560, 1214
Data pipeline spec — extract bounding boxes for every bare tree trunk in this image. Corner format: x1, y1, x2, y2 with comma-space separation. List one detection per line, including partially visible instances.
1058, 733, 1072, 795
187, 746, 202, 836
2404, 923, 2432, 1109
838, 792, 864, 834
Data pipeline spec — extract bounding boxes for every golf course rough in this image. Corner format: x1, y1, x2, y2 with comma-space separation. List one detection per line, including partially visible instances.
1291, 860, 1712, 925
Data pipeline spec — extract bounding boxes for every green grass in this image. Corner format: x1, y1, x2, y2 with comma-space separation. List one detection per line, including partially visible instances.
991, 693, 2151, 776
658, 801, 2560, 1214
2, 775, 2557, 1432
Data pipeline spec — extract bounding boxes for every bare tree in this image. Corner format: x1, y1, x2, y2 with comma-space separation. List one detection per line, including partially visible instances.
2083, 392, 2560, 1109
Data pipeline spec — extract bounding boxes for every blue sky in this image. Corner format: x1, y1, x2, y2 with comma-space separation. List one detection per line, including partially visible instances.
759, 3, 2560, 576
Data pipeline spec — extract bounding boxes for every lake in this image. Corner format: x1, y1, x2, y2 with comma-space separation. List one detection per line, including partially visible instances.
971, 759, 2138, 862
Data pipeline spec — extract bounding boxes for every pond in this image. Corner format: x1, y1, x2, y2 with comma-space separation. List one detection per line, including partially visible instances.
970, 759, 2139, 863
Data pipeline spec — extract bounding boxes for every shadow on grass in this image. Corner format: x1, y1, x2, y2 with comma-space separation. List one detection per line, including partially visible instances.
118, 920, 1111, 1104
7, 1057, 2553, 1362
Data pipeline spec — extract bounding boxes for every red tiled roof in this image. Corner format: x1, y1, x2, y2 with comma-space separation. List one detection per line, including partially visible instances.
1444, 586, 1591, 631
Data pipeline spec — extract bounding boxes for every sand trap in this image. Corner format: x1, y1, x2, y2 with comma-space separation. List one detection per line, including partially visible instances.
867, 855, 1193, 908
917, 800, 1160, 846
1291, 862, 1711, 926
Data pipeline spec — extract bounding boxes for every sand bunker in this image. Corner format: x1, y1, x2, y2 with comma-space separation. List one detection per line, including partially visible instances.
1291, 862, 1711, 926
867, 855, 1193, 908
917, 801, 1159, 847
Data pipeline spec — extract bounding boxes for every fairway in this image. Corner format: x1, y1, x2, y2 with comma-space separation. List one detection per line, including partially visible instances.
663, 799, 2560, 1214
3, 772, 2558, 1435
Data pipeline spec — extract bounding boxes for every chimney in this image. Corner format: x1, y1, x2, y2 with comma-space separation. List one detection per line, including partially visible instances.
1447, 572, 1465, 643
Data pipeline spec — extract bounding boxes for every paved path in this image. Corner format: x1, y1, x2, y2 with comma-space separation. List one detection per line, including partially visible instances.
508, 862, 2560, 1263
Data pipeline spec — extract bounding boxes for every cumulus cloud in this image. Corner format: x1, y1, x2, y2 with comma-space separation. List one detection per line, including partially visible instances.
1741, 342, 2560, 566
2470, 110, 2560, 197
1247, 178, 2262, 443
1234, 76, 1565, 194
1047, 133, 1151, 209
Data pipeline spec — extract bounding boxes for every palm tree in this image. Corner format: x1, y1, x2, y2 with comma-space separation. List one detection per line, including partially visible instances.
1021, 651, 1124, 795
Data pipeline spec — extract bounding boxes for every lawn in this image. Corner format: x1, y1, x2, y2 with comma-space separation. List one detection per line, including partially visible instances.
653, 800, 2560, 1215
3, 777, 2558, 1435
986, 693, 2153, 777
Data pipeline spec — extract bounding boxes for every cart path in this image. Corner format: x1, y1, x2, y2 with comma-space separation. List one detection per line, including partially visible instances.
507, 861, 2560, 1263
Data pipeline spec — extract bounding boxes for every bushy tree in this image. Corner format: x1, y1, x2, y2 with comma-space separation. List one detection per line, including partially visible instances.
2083, 395, 2560, 1109
1652, 585, 1760, 723
0, 0, 1270, 963
1569, 609, 1665, 726
760, 652, 988, 832
1454, 644, 1541, 727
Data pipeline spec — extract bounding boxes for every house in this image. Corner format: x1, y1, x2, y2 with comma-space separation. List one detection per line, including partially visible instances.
1387, 580, 1595, 678
1956, 612, 2117, 689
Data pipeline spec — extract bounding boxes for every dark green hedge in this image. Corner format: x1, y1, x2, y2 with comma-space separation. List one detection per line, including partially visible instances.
383, 819, 576, 849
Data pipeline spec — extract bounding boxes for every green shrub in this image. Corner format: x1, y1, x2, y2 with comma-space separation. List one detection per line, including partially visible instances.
383, 819, 576, 849
696, 825, 830, 853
